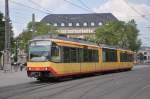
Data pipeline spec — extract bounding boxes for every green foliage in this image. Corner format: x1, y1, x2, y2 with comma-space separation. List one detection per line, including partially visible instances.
0, 12, 14, 57
16, 22, 59, 50
95, 20, 141, 51
27, 22, 59, 35
0, 12, 5, 56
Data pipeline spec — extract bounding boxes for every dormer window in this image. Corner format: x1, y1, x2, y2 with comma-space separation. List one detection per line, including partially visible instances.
68, 23, 72, 26
98, 22, 102, 26
76, 23, 80, 26
61, 23, 65, 26
83, 22, 87, 26
53, 23, 57, 26
91, 22, 95, 26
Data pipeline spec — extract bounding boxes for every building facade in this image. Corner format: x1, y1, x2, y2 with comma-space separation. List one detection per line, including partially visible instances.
137, 46, 150, 63
41, 13, 118, 38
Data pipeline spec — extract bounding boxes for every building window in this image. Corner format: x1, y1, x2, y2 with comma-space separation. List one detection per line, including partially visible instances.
148, 56, 150, 60
53, 23, 57, 26
144, 56, 147, 60
76, 23, 80, 26
144, 52, 147, 55
61, 23, 65, 26
98, 22, 102, 26
91, 22, 95, 26
68, 23, 72, 27
83, 22, 87, 26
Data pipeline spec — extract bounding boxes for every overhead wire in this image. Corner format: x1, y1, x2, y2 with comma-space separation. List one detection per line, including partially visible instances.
10, 12, 31, 19
10, 0, 50, 14
64, 0, 94, 13
10, 7, 34, 16
142, 37, 150, 42
123, 0, 150, 24
28, 0, 54, 14
12, 21, 26, 25
77, 0, 94, 12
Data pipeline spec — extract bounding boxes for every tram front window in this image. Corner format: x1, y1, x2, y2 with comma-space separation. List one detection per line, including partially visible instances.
29, 40, 51, 61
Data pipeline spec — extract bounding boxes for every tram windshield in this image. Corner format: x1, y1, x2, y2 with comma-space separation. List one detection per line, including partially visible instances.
29, 40, 51, 61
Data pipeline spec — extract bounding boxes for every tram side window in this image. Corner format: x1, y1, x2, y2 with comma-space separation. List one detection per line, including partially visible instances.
102, 48, 117, 62
62, 47, 98, 63
51, 46, 61, 62
83, 49, 92, 62
70, 47, 78, 62
78, 48, 83, 62
128, 54, 134, 62
63, 47, 79, 63
63, 47, 71, 63
83, 49, 99, 62
120, 52, 127, 62
92, 50, 99, 62
120, 52, 134, 62
83, 49, 98, 62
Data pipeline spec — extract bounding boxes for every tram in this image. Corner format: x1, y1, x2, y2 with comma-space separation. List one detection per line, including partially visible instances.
27, 35, 134, 80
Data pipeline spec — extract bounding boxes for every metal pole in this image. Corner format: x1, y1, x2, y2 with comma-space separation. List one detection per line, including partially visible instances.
15, 40, 18, 71
32, 13, 35, 38
4, 0, 11, 72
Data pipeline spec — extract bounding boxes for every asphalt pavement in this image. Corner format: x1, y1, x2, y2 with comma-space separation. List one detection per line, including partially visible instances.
0, 65, 150, 99
0, 70, 35, 87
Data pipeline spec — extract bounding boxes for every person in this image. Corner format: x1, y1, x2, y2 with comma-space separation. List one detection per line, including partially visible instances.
20, 63, 23, 71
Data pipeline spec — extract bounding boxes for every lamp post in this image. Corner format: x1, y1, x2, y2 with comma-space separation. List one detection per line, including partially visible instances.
4, 0, 11, 72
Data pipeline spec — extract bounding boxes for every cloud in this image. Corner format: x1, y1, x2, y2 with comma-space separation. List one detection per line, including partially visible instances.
93, 0, 150, 23
0, 0, 5, 12
1, 0, 150, 46
13, 26, 21, 37
93, 0, 150, 46
0, 0, 69, 37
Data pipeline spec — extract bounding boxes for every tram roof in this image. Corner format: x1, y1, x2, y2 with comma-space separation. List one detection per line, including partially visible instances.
31, 35, 131, 51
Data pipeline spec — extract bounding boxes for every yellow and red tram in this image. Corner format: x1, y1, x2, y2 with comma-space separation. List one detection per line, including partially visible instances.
27, 35, 134, 80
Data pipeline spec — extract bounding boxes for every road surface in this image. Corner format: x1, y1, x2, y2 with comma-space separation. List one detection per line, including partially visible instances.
0, 65, 150, 99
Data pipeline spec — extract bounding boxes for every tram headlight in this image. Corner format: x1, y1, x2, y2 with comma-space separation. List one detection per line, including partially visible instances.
45, 67, 48, 70
28, 67, 31, 70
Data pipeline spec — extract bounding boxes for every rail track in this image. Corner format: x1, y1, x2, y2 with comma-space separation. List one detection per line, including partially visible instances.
0, 65, 150, 99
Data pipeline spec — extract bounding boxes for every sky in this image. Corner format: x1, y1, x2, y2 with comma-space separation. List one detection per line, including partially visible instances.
0, 0, 150, 46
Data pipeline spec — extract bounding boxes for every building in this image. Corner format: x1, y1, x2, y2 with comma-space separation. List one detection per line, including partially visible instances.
137, 46, 150, 63
41, 13, 118, 38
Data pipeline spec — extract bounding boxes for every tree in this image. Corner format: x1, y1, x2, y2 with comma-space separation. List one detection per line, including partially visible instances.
0, 12, 5, 57
0, 12, 14, 65
95, 20, 141, 51
16, 22, 59, 50
27, 22, 59, 35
